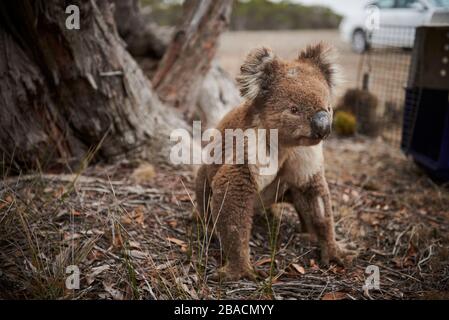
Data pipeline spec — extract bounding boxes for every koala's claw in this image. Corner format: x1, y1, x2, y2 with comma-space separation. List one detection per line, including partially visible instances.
321, 243, 358, 267
334, 246, 358, 266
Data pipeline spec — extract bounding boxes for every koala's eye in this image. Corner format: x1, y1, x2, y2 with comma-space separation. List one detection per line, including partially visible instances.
290, 106, 299, 114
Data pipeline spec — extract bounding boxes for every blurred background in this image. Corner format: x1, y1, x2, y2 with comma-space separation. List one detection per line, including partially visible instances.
142, 0, 449, 156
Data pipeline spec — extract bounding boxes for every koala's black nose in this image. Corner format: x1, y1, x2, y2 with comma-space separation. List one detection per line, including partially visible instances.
311, 111, 331, 139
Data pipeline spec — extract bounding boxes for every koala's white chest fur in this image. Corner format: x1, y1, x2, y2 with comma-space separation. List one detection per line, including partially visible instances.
250, 142, 324, 192
282, 143, 324, 186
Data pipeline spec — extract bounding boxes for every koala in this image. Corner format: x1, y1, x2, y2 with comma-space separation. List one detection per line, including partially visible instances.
195, 43, 355, 281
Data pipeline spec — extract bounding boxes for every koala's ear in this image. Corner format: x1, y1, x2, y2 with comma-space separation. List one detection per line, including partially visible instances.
236, 47, 276, 101
299, 43, 340, 88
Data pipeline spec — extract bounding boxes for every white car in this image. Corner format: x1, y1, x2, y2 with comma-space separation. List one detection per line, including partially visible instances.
340, 0, 449, 53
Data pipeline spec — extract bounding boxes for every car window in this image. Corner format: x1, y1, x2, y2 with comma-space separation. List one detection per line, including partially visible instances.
375, 0, 396, 8
396, 0, 420, 8
429, 0, 449, 7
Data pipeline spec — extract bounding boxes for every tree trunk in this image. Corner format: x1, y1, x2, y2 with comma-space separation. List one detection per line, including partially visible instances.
197, 62, 241, 128
111, 0, 169, 59
152, 0, 233, 116
0, 0, 185, 171
112, 0, 241, 128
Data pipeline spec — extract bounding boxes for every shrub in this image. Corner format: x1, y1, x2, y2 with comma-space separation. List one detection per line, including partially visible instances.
334, 111, 357, 136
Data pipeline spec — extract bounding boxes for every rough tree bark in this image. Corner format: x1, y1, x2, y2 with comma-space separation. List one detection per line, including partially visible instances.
152, 0, 234, 117
0, 0, 235, 171
0, 0, 187, 170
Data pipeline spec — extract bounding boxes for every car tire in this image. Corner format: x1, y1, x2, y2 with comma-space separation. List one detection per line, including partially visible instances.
352, 30, 368, 54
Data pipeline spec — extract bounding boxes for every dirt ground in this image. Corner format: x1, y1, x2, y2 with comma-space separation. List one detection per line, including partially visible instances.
1, 136, 448, 300
217, 30, 360, 97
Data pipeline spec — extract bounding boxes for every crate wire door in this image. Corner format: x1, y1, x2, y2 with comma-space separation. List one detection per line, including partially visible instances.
358, 25, 415, 147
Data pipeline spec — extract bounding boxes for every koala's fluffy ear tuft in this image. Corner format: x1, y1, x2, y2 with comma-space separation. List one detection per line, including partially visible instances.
299, 42, 341, 88
236, 47, 276, 101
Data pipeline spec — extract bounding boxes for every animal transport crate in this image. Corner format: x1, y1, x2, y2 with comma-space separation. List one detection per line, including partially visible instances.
401, 26, 449, 182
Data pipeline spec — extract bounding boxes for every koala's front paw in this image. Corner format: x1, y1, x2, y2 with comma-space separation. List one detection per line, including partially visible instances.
321, 242, 358, 267
211, 264, 258, 282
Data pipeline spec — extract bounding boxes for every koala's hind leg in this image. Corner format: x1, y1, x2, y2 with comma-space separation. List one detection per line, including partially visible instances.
195, 165, 220, 240
210, 166, 257, 281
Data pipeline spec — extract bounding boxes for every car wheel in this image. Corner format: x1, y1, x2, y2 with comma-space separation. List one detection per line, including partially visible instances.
352, 30, 368, 54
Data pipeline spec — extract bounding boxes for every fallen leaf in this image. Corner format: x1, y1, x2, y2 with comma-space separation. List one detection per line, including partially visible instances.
310, 259, 319, 270
167, 237, 186, 246
156, 260, 175, 270
406, 242, 418, 259
292, 263, 305, 275
87, 265, 110, 285
255, 257, 272, 267
128, 241, 141, 249
167, 219, 178, 228
88, 249, 103, 262
176, 277, 199, 299
172, 193, 192, 204
103, 281, 124, 300
64, 233, 81, 241
134, 206, 145, 226
0, 195, 14, 209
322, 291, 347, 300
53, 186, 65, 199
120, 206, 145, 227
330, 265, 346, 274
128, 250, 148, 260
71, 209, 82, 216
121, 215, 132, 225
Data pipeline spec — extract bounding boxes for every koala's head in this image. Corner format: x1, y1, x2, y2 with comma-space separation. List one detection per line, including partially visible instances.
237, 43, 340, 147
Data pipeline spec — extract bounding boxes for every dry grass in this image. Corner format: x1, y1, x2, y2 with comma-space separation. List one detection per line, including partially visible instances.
1, 136, 448, 300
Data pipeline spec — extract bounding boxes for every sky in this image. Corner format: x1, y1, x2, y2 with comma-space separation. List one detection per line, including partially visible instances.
294, 0, 368, 17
